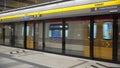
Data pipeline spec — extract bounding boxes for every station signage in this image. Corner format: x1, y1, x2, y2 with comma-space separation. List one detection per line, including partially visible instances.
91, 5, 120, 11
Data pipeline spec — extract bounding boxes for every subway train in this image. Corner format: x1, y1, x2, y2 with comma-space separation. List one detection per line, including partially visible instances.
0, 0, 120, 63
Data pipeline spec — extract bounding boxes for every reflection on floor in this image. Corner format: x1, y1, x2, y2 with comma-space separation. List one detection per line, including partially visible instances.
0, 45, 120, 68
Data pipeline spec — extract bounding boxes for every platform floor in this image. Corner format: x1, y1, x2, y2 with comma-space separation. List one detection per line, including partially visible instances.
0, 45, 120, 68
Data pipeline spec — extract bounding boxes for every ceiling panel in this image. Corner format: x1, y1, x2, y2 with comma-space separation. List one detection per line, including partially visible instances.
0, 0, 56, 11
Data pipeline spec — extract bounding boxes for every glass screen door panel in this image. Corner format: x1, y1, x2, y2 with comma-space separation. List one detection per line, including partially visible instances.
0, 25, 3, 44
94, 16, 113, 60
35, 23, 43, 50
45, 21, 62, 53
118, 16, 120, 61
4, 25, 11, 45
65, 20, 90, 57
15, 23, 24, 48
26, 23, 34, 49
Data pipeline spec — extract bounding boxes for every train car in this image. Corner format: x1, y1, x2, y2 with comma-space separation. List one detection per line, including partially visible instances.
0, 0, 120, 63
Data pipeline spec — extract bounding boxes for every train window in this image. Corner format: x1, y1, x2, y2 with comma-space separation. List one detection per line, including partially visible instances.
88, 23, 97, 38
103, 22, 112, 40
22, 26, 24, 36
26, 26, 34, 36
49, 24, 68, 38
27, 26, 30, 36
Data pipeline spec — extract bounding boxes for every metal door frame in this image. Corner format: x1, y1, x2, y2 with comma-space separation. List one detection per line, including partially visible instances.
90, 14, 119, 62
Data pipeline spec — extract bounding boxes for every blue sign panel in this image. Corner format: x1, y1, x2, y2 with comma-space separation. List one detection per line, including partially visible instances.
91, 5, 120, 11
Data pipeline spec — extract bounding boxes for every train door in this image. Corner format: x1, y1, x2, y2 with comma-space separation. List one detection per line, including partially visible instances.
26, 22, 34, 49
4, 24, 12, 45
94, 16, 113, 60
118, 15, 120, 61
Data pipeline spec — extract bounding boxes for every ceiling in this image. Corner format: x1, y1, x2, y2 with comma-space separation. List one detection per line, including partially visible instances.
0, 0, 56, 11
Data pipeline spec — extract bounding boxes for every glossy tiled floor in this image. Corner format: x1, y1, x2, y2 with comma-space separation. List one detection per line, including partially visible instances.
0, 45, 120, 68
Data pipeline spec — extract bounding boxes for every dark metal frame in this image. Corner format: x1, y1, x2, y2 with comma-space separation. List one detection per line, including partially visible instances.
42, 20, 45, 50
11, 23, 15, 47
62, 18, 66, 54
112, 14, 118, 62
24, 21, 27, 49
90, 16, 94, 59
2, 27, 5, 44
0, 24, 5, 45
